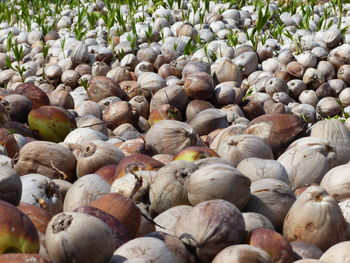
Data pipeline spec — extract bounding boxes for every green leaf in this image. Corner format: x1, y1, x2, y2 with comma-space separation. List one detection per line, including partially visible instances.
43, 43, 50, 59
5, 56, 13, 70
6, 32, 13, 52
173, 41, 178, 52
131, 20, 137, 35
227, 31, 238, 47
204, 0, 209, 12
145, 26, 153, 43
183, 38, 196, 56
242, 86, 254, 101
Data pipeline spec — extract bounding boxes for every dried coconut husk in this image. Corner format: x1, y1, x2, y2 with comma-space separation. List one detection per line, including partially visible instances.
320, 241, 350, 263
310, 119, 350, 166
187, 163, 251, 209
283, 186, 347, 251
174, 199, 245, 263
320, 162, 350, 201
245, 178, 296, 231
150, 85, 189, 114
14, 141, 77, 182
149, 160, 197, 216
189, 108, 229, 136
75, 140, 125, 178
212, 244, 272, 263
145, 120, 198, 155
277, 146, 329, 190
215, 134, 274, 167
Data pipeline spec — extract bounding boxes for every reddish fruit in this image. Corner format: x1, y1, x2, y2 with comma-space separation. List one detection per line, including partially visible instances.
0, 200, 40, 254
28, 106, 76, 143
17, 203, 52, 235
248, 228, 295, 263
244, 113, 306, 156
114, 153, 164, 179
15, 83, 50, 109
148, 104, 182, 126
1, 121, 34, 137
173, 146, 219, 162
74, 206, 131, 248
95, 165, 118, 185
89, 193, 142, 238
0, 128, 20, 158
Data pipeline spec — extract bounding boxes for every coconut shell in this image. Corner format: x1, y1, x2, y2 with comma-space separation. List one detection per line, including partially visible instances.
94, 164, 119, 185
209, 124, 247, 152
2, 94, 32, 123
28, 106, 76, 143
244, 113, 307, 156
111, 170, 157, 204
337, 199, 350, 239
103, 101, 139, 130
286, 137, 337, 169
